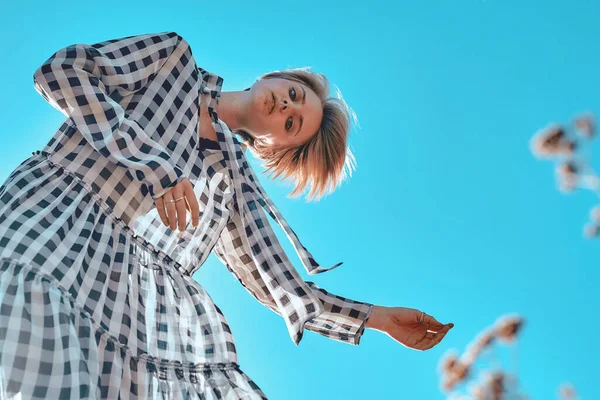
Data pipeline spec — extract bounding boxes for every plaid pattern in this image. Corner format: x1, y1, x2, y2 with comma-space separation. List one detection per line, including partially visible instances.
32, 31, 188, 201
0, 31, 268, 399
199, 71, 374, 346
213, 212, 373, 345
0, 151, 268, 399
0, 30, 373, 398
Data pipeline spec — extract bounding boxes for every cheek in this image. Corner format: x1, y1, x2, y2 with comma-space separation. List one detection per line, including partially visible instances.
248, 97, 267, 126
247, 111, 274, 136
268, 117, 285, 137
257, 113, 280, 133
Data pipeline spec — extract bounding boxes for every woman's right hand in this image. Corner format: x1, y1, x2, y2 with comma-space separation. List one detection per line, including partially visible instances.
154, 177, 199, 232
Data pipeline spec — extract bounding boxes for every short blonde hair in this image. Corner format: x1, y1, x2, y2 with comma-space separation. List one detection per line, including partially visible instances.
236, 67, 357, 202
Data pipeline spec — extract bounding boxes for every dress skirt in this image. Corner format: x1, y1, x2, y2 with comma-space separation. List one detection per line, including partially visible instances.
0, 151, 269, 399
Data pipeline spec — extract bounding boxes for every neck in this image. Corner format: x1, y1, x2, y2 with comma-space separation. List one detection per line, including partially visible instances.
215, 91, 250, 133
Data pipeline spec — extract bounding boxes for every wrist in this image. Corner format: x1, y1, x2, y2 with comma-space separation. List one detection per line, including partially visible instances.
365, 305, 387, 331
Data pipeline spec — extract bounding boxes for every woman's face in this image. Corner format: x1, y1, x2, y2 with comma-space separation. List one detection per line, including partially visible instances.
244, 78, 323, 149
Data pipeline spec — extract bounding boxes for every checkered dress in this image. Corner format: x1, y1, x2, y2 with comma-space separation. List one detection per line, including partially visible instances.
0, 31, 373, 399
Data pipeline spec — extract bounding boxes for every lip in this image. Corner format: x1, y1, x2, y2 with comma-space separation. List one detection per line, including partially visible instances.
269, 92, 276, 115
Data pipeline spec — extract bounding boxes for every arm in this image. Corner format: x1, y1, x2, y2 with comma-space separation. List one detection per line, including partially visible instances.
32, 31, 187, 199
212, 206, 375, 346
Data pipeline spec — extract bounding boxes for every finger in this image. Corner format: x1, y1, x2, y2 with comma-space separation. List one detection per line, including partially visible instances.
427, 322, 454, 334
182, 189, 191, 214
175, 192, 187, 232
185, 198, 193, 228
164, 190, 178, 231
432, 328, 450, 347
428, 331, 448, 349
423, 313, 445, 331
424, 325, 452, 350
186, 183, 200, 228
155, 196, 169, 228
410, 329, 434, 351
412, 332, 438, 351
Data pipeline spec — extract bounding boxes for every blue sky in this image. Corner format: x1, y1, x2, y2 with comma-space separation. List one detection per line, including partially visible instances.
1, 1, 598, 399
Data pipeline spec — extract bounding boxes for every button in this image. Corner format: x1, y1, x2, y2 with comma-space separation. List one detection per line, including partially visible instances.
175, 368, 184, 379
157, 368, 168, 380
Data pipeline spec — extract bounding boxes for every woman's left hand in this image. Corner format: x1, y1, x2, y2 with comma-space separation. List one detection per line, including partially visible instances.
367, 306, 454, 351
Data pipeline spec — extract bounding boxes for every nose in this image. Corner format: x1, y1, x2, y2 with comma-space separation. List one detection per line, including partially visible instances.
279, 98, 295, 113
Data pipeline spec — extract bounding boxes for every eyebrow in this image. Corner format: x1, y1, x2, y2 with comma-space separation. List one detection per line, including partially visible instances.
295, 87, 306, 137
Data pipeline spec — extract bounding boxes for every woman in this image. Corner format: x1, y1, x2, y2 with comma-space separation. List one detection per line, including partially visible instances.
0, 31, 453, 399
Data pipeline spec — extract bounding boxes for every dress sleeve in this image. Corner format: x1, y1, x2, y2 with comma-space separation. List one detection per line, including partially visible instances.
302, 281, 374, 345
212, 205, 374, 346
32, 31, 187, 200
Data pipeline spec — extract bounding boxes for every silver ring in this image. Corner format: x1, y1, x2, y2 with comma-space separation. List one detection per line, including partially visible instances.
167, 196, 185, 204
419, 311, 425, 324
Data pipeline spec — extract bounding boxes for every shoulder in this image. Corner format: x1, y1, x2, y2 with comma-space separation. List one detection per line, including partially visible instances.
89, 31, 183, 53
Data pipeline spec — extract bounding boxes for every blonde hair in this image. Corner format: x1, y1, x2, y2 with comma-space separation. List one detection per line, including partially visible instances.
236, 67, 357, 202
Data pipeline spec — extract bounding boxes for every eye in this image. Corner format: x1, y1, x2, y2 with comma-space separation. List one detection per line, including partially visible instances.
289, 87, 297, 101
285, 117, 293, 131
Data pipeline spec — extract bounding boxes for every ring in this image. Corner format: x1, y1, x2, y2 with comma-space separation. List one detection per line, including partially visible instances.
418, 311, 425, 324
167, 196, 185, 204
